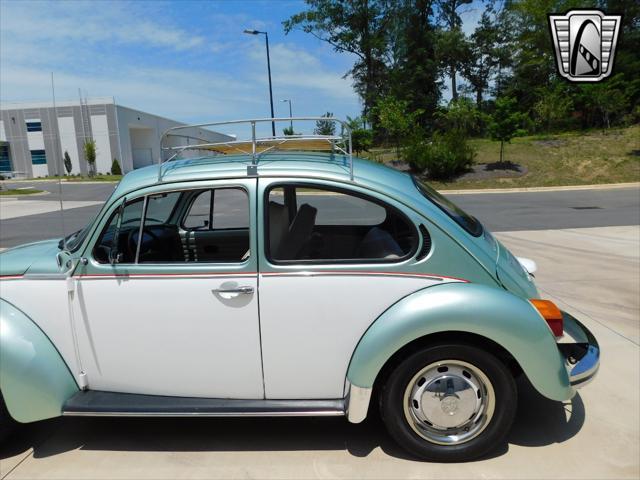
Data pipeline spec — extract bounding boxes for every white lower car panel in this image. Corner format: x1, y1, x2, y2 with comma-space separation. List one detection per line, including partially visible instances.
74, 274, 264, 399
258, 272, 453, 399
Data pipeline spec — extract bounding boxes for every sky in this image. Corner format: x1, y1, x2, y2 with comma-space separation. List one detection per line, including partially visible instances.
0, 0, 483, 136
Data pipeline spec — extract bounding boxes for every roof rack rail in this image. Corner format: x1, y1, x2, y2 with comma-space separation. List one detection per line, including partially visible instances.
158, 117, 353, 182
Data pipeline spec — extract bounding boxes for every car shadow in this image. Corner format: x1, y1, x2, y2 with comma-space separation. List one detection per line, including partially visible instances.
1, 376, 584, 463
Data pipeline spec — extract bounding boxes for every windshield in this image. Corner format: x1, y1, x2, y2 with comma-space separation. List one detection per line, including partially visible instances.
413, 176, 483, 237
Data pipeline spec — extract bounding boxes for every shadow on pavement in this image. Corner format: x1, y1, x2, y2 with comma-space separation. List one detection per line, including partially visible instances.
1, 376, 584, 464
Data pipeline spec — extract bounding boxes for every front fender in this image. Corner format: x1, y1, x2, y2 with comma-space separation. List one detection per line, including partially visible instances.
0, 298, 78, 422
347, 283, 573, 402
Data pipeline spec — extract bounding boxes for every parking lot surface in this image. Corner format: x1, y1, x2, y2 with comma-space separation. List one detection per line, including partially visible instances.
0, 184, 638, 479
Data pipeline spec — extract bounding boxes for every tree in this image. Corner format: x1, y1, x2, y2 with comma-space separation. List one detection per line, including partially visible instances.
374, 95, 423, 159
532, 82, 573, 132
579, 76, 628, 131
435, 97, 487, 136
111, 158, 122, 175
346, 116, 373, 154
284, 0, 389, 123
314, 112, 336, 136
461, 9, 501, 108
436, 0, 472, 100
488, 96, 526, 165
63, 150, 72, 175
435, 28, 469, 101
83, 140, 97, 177
388, 0, 441, 128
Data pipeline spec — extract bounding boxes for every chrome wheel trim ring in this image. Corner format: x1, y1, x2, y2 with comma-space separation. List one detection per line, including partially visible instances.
402, 359, 496, 446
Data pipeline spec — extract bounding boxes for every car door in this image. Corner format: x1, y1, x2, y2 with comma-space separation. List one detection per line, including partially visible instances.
73, 179, 264, 399
257, 179, 444, 400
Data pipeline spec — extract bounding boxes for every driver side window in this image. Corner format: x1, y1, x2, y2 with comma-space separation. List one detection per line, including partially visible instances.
93, 198, 144, 264
93, 187, 250, 264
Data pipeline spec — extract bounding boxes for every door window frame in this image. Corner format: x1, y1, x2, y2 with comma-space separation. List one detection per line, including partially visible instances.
88, 183, 253, 267
263, 182, 419, 266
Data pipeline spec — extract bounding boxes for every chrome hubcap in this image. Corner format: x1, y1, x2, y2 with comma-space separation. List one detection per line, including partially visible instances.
402, 360, 495, 445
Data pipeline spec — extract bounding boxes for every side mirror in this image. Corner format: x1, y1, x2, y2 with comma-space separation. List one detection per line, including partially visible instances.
56, 250, 74, 274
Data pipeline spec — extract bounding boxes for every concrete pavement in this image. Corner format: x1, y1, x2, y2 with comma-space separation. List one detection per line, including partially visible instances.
0, 224, 638, 479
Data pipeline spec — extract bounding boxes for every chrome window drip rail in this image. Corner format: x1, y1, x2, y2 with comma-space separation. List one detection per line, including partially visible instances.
158, 117, 353, 182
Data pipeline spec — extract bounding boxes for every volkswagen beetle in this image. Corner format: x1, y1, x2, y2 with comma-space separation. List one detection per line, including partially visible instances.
0, 118, 599, 461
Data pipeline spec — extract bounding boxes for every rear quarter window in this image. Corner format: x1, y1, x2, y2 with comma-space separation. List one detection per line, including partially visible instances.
413, 176, 483, 237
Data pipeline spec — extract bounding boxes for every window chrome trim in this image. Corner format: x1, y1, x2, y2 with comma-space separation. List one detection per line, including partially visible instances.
263, 181, 420, 267
134, 195, 149, 264
89, 183, 252, 268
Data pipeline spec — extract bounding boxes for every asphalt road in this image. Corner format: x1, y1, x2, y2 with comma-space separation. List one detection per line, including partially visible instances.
0, 181, 638, 248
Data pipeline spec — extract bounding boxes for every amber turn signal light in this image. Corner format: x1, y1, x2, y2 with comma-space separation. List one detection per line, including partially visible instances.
530, 299, 563, 337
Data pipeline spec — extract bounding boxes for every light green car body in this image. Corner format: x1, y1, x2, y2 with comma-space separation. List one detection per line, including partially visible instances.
0, 153, 589, 423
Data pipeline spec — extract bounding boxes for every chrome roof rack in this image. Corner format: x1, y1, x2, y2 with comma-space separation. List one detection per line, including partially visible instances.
158, 117, 353, 182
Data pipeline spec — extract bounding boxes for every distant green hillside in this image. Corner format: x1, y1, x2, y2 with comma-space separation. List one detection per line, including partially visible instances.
367, 125, 640, 190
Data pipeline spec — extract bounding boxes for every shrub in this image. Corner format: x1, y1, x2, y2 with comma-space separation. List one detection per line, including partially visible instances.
351, 128, 373, 154
84, 140, 97, 177
111, 158, 122, 175
404, 130, 475, 180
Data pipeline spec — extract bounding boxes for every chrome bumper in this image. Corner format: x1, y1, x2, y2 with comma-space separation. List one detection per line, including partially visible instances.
558, 312, 600, 389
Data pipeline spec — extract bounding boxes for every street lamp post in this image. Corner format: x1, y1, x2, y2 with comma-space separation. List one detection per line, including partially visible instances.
281, 99, 293, 130
244, 29, 276, 137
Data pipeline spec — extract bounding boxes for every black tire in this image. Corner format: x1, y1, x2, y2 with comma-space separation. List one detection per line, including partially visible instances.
0, 393, 17, 443
379, 343, 517, 462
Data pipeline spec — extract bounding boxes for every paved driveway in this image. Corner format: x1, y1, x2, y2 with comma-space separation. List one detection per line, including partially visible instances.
1, 224, 638, 479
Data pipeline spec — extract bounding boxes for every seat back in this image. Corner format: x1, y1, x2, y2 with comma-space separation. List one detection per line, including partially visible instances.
269, 201, 289, 257
276, 203, 317, 259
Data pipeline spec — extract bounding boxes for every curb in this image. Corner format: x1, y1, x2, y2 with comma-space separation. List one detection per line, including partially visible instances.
0, 190, 51, 199
0, 179, 120, 184
440, 182, 640, 195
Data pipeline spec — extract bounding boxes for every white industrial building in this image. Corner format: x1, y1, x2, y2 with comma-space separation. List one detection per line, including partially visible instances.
0, 98, 233, 178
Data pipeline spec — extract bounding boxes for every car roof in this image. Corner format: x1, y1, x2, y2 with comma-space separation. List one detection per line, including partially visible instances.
112, 152, 419, 204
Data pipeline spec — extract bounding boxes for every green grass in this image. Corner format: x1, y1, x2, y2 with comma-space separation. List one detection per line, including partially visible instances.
363, 125, 640, 190
0, 187, 43, 196
35, 174, 123, 182
65, 174, 122, 182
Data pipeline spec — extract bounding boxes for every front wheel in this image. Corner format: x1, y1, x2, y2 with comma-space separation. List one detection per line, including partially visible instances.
379, 344, 517, 462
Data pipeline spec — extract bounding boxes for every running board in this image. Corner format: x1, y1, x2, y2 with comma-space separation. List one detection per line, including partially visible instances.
62, 391, 346, 417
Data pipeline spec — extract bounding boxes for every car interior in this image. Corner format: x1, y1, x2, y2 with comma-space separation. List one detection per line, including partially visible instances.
93, 185, 417, 265
267, 186, 417, 261
93, 189, 250, 264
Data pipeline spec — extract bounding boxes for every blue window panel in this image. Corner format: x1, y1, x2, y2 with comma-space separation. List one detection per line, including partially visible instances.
31, 149, 47, 165
26, 121, 42, 132
0, 145, 12, 172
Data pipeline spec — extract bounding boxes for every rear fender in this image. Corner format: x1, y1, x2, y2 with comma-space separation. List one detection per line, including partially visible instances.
0, 299, 78, 423
346, 283, 572, 416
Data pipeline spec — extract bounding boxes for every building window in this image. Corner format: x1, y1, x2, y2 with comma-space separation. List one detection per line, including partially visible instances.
0, 143, 12, 172
26, 121, 42, 132
31, 149, 47, 165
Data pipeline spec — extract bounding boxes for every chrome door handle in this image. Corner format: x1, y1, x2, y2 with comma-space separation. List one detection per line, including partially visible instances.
212, 286, 254, 295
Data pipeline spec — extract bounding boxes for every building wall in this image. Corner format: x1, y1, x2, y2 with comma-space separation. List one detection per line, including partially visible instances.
1, 109, 30, 176
1, 100, 233, 178
115, 105, 233, 173
58, 116, 81, 175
